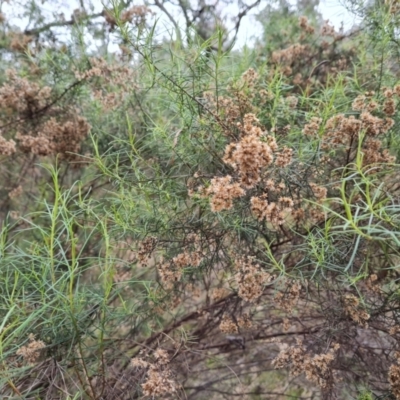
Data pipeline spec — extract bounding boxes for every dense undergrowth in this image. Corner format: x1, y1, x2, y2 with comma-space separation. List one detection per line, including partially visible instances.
1, 0, 400, 399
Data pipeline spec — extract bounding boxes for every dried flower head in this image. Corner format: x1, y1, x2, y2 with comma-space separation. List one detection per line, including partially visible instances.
352, 95, 367, 111
224, 133, 274, 187
211, 287, 230, 301
138, 236, 157, 266
238, 313, 252, 330
286, 96, 298, 109
390, 325, 400, 336
9, 33, 33, 52
321, 21, 336, 36
272, 44, 308, 66
219, 315, 238, 334
383, 98, 396, 116
16, 333, 45, 364
275, 146, 293, 167
0, 133, 16, 155
8, 185, 23, 199
251, 196, 285, 226
273, 342, 339, 389
206, 175, 245, 212
141, 365, 179, 397
275, 281, 302, 313
343, 294, 370, 327
241, 68, 259, 87
309, 183, 327, 202
303, 117, 322, 137
154, 348, 169, 365
120, 5, 152, 26
131, 357, 149, 369
235, 257, 273, 302
299, 16, 315, 34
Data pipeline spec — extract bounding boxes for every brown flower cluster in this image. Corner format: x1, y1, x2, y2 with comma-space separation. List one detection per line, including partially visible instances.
324, 114, 360, 143
351, 95, 368, 112
343, 294, 370, 327
251, 195, 279, 224
16, 114, 90, 160
274, 281, 302, 313
121, 5, 153, 26
271, 124, 291, 136
231, 69, 260, 111
158, 247, 203, 289
273, 340, 339, 389
313, 98, 397, 168
201, 68, 262, 135
211, 287, 230, 301
381, 88, 400, 117
205, 175, 245, 212
275, 146, 293, 169
299, 16, 315, 34
363, 138, 395, 167
234, 257, 273, 303
240, 67, 259, 87
75, 57, 137, 109
321, 21, 337, 37
158, 257, 185, 289
16, 333, 45, 364
309, 183, 327, 202
131, 357, 149, 368
104, 5, 152, 31
273, 339, 306, 376
282, 318, 291, 332
173, 251, 202, 269
0, 70, 91, 160
272, 44, 309, 66
9, 33, 33, 52
268, 11, 353, 87
219, 315, 238, 334
303, 117, 322, 137
158, 259, 183, 289
389, 352, 400, 399
237, 313, 252, 330
138, 236, 157, 266
0, 134, 16, 156
202, 91, 241, 129
223, 114, 275, 188
199, 109, 299, 229
8, 185, 23, 199
155, 233, 206, 290
250, 195, 294, 226
0, 69, 52, 115
324, 111, 393, 143
351, 92, 381, 113
131, 348, 179, 397
389, 325, 400, 336
384, 98, 396, 116
360, 111, 394, 136
285, 95, 298, 109
141, 365, 178, 397
304, 348, 337, 389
